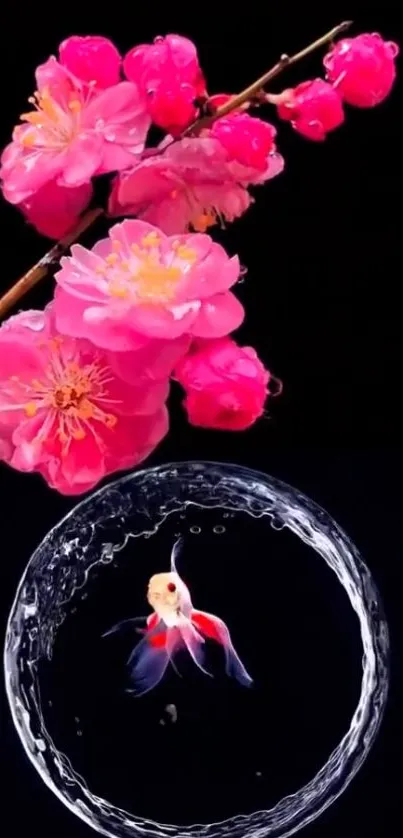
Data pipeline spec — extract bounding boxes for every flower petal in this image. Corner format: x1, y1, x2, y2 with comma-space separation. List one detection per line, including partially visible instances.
191, 292, 245, 338
60, 132, 103, 186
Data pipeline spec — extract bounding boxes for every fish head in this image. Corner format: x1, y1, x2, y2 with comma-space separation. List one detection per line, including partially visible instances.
147, 572, 181, 612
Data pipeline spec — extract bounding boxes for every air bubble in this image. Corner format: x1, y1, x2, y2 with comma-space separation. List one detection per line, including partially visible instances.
213, 525, 226, 534
4, 461, 389, 838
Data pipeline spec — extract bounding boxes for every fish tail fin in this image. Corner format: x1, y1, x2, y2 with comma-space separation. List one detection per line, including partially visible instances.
191, 610, 253, 688
178, 619, 212, 677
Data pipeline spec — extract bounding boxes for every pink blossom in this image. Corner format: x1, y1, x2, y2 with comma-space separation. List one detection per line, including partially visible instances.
1, 56, 150, 206
20, 178, 92, 238
124, 34, 206, 134
0, 308, 168, 495
274, 79, 345, 141
174, 337, 274, 430
109, 135, 284, 234
324, 33, 399, 108
53, 219, 244, 345
59, 36, 121, 89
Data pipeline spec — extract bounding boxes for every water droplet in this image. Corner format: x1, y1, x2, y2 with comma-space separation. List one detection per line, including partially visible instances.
213, 525, 225, 534
190, 526, 201, 534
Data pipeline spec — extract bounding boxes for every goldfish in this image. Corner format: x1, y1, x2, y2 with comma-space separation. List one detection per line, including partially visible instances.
103, 537, 253, 696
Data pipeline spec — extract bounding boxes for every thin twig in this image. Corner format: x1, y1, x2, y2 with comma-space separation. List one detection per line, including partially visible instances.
0, 21, 352, 321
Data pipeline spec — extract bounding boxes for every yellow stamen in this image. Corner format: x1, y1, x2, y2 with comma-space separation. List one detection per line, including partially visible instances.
24, 402, 38, 417
20, 111, 44, 125
96, 265, 107, 274
131, 243, 141, 255
112, 239, 122, 251
77, 398, 94, 420
109, 284, 129, 298
72, 428, 86, 440
68, 99, 82, 113
39, 88, 59, 120
192, 212, 216, 233
106, 253, 119, 266
135, 264, 181, 301
176, 245, 197, 262
120, 260, 130, 271
141, 232, 160, 247
21, 133, 36, 147
105, 414, 117, 428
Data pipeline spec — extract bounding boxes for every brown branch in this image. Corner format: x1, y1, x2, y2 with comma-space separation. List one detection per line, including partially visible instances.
0, 20, 352, 321
186, 20, 353, 134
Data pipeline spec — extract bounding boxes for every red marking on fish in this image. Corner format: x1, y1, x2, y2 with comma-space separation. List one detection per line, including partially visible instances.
191, 610, 222, 642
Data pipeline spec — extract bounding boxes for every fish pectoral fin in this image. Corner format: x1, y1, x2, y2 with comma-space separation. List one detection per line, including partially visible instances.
102, 616, 147, 639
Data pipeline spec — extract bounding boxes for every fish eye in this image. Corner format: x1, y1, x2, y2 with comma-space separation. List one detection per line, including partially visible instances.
167, 582, 176, 592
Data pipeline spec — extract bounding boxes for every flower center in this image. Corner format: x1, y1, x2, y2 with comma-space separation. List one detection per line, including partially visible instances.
135, 262, 182, 301
18, 86, 83, 150
1, 341, 118, 449
97, 234, 196, 304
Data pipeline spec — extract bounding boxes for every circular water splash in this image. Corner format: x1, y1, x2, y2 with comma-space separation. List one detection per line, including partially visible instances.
4, 462, 389, 838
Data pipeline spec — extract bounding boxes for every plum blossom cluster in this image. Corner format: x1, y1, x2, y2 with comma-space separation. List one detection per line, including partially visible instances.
0, 29, 399, 495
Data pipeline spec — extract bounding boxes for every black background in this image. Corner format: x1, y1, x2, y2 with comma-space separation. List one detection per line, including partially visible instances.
0, 2, 402, 836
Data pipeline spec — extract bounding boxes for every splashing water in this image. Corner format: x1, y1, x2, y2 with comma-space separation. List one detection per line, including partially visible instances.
4, 462, 389, 838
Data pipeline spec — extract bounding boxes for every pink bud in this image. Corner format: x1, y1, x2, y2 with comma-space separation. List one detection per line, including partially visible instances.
211, 113, 277, 170
324, 32, 399, 108
276, 79, 344, 141
59, 35, 121, 89
174, 338, 274, 431
124, 34, 206, 133
147, 81, 198, 136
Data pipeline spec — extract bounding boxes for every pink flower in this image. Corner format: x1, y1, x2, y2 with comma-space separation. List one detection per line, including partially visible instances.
274, 79, 344, 141
174, 337, 275, 430
1, 55, 150, 206
0, 308, 168, 495
211, 113, 277, 171
109, 135, 284, 234
324, 33, 399, 108
20, 179, 92, 239
53, 219, 244, 345
59, 36, 121, 90
124, 34, 206, 134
